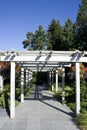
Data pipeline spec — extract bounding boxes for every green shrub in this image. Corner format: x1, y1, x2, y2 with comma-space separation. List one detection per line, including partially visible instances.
15, 100, 19, 107
47, 84, 52, 91
0, 91, 5, 108
54, 87, 62, 101
81, 101, 87, 112
64, 86, 72, 95
24, 88, 30, 96
67, 102, 76, 112
76, 111, 87, 130
0, 84, 21, 109
15, 88, 21, 99
80, 79, 87, 102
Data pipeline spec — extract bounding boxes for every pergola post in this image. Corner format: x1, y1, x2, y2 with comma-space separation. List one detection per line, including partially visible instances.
47, 72, 49, 84
26, 69, 29, 88
49, 71, 51, 86
28, 70, 30, 88
10, 62, 15, 119
52, 71, 54, 91
21, 68, 24, 103
29, 71, 32, 87
75, 63, 80, 114
30, 71, 33, 85
56, 69, 58, 92
0, 75, 3, 91
62, 67, 65, 103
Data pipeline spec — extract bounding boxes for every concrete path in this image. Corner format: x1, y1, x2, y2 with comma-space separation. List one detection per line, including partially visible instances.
0, 85, 80, 130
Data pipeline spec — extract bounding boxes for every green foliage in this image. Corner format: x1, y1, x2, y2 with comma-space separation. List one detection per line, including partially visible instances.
53, 83, 56, 92
65, 85, 75, 103
76, 0, 87, 50
32, 72, 37, 84
0, 84, 10, 108
67, 103, 76, 112
47, 19, 64, 50
47, 84, 52, 91
15, 100, 19, 107
23, 32, 34, 49
81, 101, 87, 112
0, 82, 35, 109
24, 88, 30, 96
64, 85, 72, 93
15, 73, 21, 88
22, 25, 47, 50
24, 83, 36, 96
54, 87, 62, 101
76, 111, 87, 130
80, 79, 87, 102
53, 84, 76, 109
22, 17, 79, 51
63, 18, 76, 51
0, 91, 5, 108
15, 88, 21, 100
20, 0, 87, 51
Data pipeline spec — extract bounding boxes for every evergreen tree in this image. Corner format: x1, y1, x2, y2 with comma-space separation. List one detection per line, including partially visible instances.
47, 19, 64, 50
22, 32, 35, 50
63, 18, 76, 51
76, 0, 87, 50
22, 25, 47, 50
34, 25, 47, 50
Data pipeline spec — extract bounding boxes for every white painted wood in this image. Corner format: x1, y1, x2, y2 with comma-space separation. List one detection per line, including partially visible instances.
28, 71, 32, 87
49, 71, 51, 85
0, 55, 73, 62
62, 67, 65, 103
28, 70, 30, 87
0, 50, 86, 63
52, 71, 54, 91
75, 63, 80, 114
0, 75, 3, 91
21, 68, 24, 103
26, 69, 29, 88
10, 62, 15, 119
56, 70, 58, 92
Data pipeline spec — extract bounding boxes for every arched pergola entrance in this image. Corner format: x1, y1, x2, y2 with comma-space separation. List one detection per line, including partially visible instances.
0, 50, 86, 119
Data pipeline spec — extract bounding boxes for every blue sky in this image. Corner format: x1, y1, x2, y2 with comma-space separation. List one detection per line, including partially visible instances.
0, 0, 81, 50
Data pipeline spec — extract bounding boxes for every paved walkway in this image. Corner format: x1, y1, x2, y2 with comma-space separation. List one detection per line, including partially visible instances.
0, 85, 80, 130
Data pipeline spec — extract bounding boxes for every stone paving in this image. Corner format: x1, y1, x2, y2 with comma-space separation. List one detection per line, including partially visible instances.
0, 85, 80, 130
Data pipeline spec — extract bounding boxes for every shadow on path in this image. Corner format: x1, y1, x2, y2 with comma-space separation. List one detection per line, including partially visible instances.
4, 91, 10, 117
25, 85, 75, 117
24, 85, 80, 129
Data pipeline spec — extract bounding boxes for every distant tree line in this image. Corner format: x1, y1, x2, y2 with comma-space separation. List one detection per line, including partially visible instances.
22, 0, 87, 51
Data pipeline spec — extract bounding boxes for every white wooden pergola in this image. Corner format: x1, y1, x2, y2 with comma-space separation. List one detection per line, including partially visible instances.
0, 50, 87, 119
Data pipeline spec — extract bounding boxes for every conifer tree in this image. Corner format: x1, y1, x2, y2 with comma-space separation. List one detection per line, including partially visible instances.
63, 18, 75, 50
47, 19, 64, 50
22, 25, 47, 50
76, 0, 87, 50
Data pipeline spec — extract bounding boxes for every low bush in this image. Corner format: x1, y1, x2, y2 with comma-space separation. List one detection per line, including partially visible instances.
47, 84, 52, 91
0, 91, 5, 108
76, 111, 87, 130
54, 87, 62, 101
81, 101, 87, 112
0, 83, 34, 109
15, 88, 21, 100
67, 102, 76, 112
